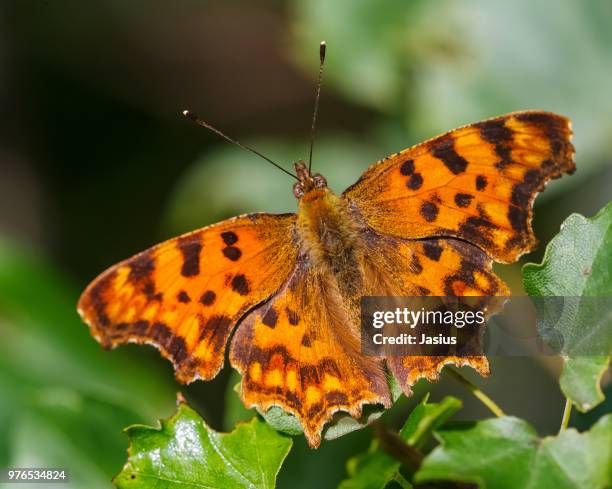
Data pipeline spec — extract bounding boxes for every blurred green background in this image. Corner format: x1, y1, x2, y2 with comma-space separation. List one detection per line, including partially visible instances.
1, 1, 611, 488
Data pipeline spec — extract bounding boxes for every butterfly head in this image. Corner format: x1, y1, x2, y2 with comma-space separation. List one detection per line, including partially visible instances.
293, 160, 328, 199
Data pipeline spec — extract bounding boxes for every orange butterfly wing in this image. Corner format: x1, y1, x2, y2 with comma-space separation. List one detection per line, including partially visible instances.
343, 111, 574, 393
360, 233, 508, 393
343, 111, 575, 263
230, 265, 391, 448
78, 213, 297, 383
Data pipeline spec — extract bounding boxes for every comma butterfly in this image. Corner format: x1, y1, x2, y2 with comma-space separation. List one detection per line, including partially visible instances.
78, 43, 575, 447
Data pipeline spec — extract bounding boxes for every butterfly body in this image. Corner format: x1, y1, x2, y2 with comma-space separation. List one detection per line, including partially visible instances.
295, 165, 363, 301
78, 111, 575, 447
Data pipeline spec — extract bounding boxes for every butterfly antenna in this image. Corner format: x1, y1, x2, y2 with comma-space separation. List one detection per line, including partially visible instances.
182, 110, 298, 180
308, 41, 326, 173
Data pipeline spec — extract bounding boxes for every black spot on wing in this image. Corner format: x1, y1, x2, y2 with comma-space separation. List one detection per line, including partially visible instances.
508, 208, 528, 233
511, 169, 541, 208
89, 272, 115, 327
423, 240, 443, 261
168, 336, 188, 363
151, 322, 172, 347
127, 252, 161, 302
431, 136, 468, 174
508, 168, 543, 233
551, 138, 562, 156
414, 286, 431, 295
406, 173, 423, 190
200, 290, 216, 306
477, 118, 513, 143
177, 291, 191, 303
400, 159, 415, 176
454, 193, 474, 208
223, 246, 242, 261
231, 274, 250, 295
129, 251, 155, 281
178, 236, 202, 277
420, 201, 439, 222
459, 206, 496, 250
476, 119, 513, 169
513, 112, 556, 126
262, 307, 278, 328
286, 307, 300, 325
476, 175, 488, 191
221, 231, 238, 245
142, 282, 163, 301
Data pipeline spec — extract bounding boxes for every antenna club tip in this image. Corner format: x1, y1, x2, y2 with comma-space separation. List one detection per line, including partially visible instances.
182, 110, 197, 121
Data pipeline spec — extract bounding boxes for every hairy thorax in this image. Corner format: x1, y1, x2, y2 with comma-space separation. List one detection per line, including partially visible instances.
296, 188, 364, 300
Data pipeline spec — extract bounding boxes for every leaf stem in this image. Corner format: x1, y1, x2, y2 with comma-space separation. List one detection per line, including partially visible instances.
560, 398, 572, 432
446, 368, 505, 417
393, 472, 414, 489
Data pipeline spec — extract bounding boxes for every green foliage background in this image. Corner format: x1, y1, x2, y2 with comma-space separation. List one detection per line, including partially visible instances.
0, 0, 611, 488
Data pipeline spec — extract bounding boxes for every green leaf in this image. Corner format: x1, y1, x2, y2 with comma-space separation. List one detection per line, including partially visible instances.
523, 203, 612, 297
399, 395, 463, 448
415, 414, 612, 489
114, 401, 292, 489
523, 202, 612, 411
417, 417, 537, 488
528, 415, 612, 489
339, 396, 462, 489
559, 357, 611, 412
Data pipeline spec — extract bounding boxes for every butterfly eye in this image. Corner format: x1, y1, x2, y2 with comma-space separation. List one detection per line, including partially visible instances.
313, 174, 327, 189
293, 183, 304, 198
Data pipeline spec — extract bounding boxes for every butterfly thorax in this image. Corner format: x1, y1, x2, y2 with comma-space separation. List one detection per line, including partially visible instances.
296, 182, 364, 300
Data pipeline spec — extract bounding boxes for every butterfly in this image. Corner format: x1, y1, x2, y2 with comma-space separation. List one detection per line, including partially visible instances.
77, 45, 575, 448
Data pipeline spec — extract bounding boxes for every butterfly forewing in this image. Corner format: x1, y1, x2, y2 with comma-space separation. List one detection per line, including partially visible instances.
78, 213, 297, 383
343, 111, 575, 263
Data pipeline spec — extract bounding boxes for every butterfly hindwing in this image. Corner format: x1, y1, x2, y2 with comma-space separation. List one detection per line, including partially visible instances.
362, 232, 511, 297
78, 213, 297, 383
343, 111, 575, 263
361, 231, 507, 394
230, 264, 391, 448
